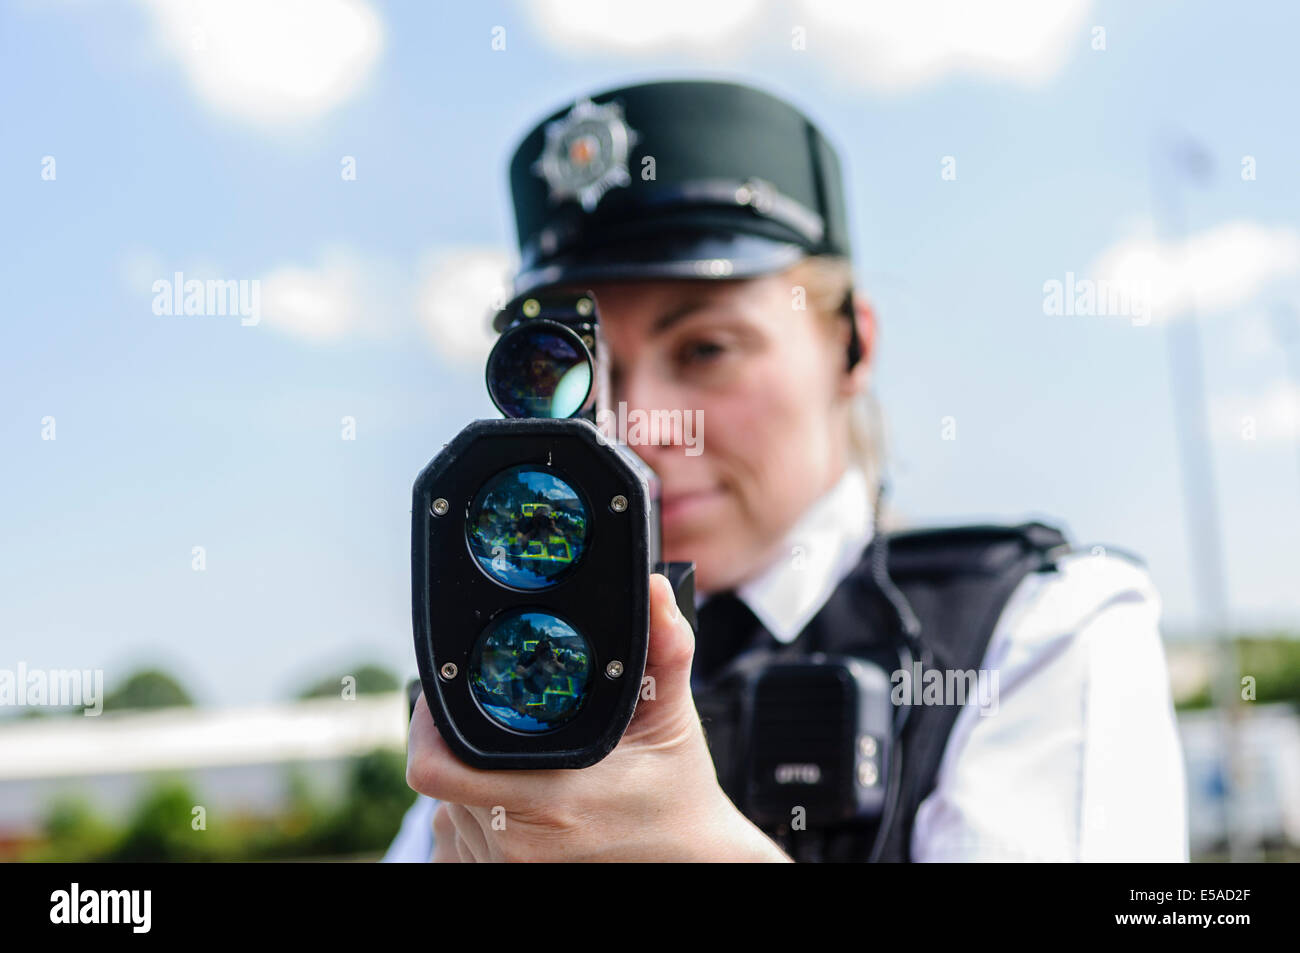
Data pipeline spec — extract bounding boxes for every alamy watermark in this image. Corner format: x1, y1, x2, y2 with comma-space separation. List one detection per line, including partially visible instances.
1043, 271, 1152, 326
0, 662, 104, 715
891, 662, 999, 716
595, 401, 703, 456
50, 883, 151, 933
152, 271, 260, 326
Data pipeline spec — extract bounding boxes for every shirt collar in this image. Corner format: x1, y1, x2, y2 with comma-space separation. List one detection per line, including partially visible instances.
732, 467, 874, 644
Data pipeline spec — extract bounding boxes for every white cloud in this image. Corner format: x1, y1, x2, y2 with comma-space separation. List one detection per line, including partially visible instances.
526, 0, 763, 55
1231, 312, 1280, 362
796, 0, 1092, 90
259, 248, 402, 342
135, 244, 512, 366
415, 248, 514, 368
118, 248, 165, 295
525, 0, 1091, 90
1089, 221, 1300, 324
1213, 379, 1300, 445
138, 0, 383, 125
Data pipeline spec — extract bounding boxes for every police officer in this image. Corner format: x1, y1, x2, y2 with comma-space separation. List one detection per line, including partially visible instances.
389, 79, 1188, 862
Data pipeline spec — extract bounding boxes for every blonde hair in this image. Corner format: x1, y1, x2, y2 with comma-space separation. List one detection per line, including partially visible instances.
787, 254, 890, 525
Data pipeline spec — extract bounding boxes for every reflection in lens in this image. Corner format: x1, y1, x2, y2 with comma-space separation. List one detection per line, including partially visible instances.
470, 610, 592, 732
467, 466, 589, 590
488, 325, 592, 419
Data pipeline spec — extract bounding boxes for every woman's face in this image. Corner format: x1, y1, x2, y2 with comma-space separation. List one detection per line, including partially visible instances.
576, 264, 870, 594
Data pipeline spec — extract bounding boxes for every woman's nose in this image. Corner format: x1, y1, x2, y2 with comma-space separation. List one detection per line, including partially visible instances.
615, 371, 660, 420
611, 372, 687, 448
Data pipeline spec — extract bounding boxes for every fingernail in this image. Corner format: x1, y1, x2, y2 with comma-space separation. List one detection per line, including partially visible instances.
666, 581, 683, 622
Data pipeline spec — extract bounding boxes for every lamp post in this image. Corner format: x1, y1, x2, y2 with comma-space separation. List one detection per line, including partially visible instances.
1150, 134, 1254, 862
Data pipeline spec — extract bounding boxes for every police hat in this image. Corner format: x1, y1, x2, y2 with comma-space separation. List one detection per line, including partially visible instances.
507, 79, 853, 299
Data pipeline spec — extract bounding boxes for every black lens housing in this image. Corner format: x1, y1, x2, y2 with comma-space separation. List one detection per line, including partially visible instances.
412, 417, 657, 769
485, 319, 594, 420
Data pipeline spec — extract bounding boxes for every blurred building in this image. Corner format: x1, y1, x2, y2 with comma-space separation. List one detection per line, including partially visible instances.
1179, 702, 1300, 856
0, 692, 409, 853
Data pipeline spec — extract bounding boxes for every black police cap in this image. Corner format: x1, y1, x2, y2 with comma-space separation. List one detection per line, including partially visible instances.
507, 79, 852, 298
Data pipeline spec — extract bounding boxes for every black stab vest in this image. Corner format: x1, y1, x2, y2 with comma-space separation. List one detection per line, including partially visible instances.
699, 521, 1068, 862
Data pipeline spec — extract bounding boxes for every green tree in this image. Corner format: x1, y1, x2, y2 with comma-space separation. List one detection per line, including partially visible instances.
108, 779, 215, 862
26, 796, 117, 861
297, 750, 412, 857
1236, 635, 1300, 706
1175, 633, 1300, 710
102, 669, 195, 712
297, 663, 400, 700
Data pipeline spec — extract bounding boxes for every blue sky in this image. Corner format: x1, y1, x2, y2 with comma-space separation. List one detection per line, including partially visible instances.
3, 0, 1299, 707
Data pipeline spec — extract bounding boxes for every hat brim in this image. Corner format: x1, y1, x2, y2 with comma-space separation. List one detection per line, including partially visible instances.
510, 229, 807, 298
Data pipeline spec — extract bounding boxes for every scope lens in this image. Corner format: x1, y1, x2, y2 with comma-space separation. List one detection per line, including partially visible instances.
467, 466, 589, 590
487, 323, 592, 419
469, 609, 592, 732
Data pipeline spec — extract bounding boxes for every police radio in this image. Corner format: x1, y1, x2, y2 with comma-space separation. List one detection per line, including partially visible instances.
696, 652, 896, 831
693, 502, 922, 848
410, 290, 695, 769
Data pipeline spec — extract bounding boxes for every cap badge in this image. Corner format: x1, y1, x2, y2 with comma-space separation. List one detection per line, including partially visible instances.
533, 98, 639, 213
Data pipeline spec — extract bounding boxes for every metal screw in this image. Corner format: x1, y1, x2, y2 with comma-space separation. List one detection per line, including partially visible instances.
581, 334, 595, 349
522, 298, 540, 318
610, 494, 628, 513
858, 735, 877, 758
440, 662, 458, 680
576, 297, 593, 316
858, 761, 879, 787
431, 498, 449, 517
605, 660, 624, 679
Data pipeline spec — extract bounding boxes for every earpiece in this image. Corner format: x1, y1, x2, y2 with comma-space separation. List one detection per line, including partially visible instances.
841, 288, 862, 372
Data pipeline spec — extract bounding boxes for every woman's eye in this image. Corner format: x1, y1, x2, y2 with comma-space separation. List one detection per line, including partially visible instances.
678, 340, 726, 365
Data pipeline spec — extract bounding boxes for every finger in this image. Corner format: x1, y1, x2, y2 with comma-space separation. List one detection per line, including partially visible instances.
455, 834, 475, 864
446, 802, 491, 862
407, 690, 548, 807
645, 572, 696, 673
431, 804, 461, 863
626, 573, 699, 739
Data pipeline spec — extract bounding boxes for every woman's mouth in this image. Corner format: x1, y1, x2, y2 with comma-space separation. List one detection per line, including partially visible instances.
659, 487, 724, 529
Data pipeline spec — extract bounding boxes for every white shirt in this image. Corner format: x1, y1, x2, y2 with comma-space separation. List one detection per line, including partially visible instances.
385, 467, 1189, 862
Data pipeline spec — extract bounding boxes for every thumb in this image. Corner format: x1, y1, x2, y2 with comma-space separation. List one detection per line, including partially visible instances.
624, 572, 698, 739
